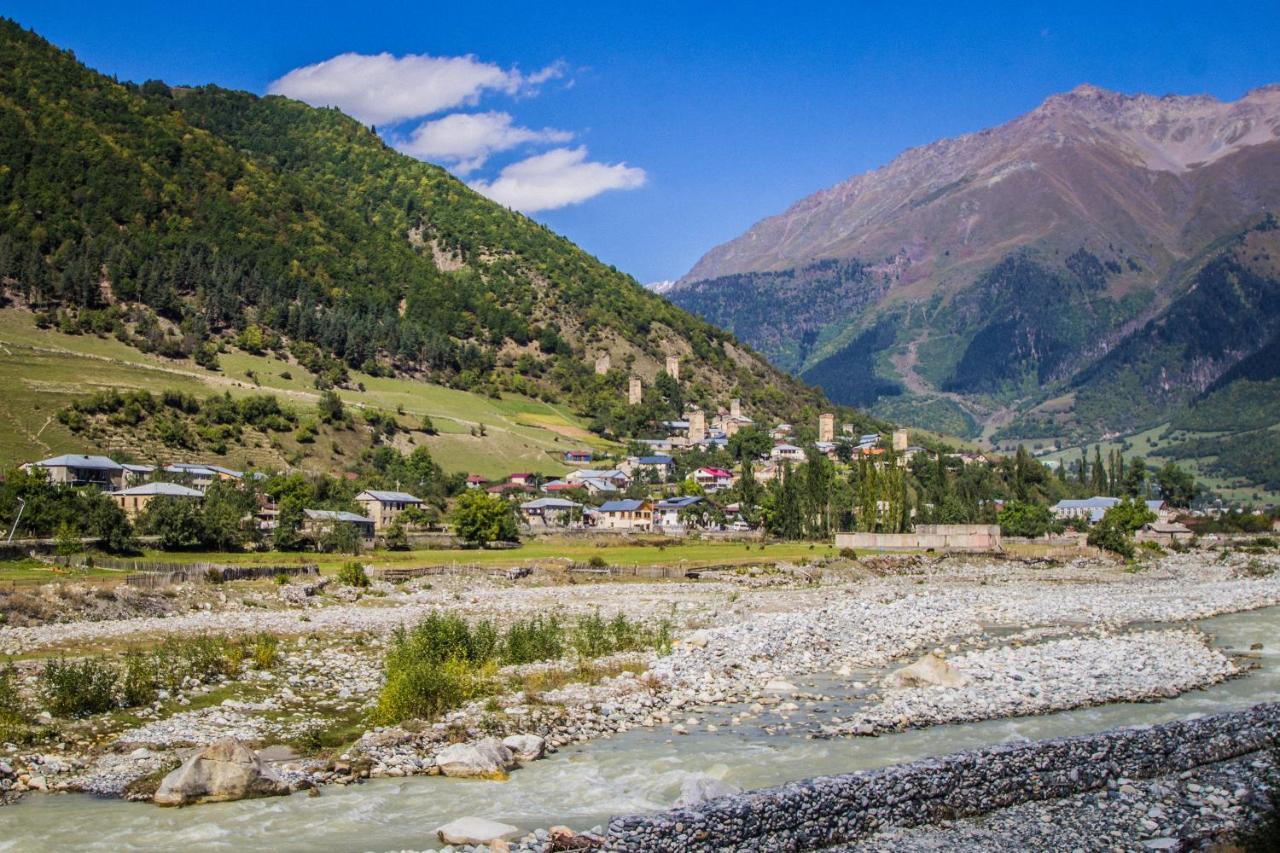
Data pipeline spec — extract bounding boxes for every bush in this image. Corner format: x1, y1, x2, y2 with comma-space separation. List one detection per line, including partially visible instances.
503, 616, 564, 664
0, 660, 28, 738
838, 547, 858, 560
121, 649, 158, 706
336, 561, 370, 588
1088, 519, 1134, 559
588, 554, 607, 569
40, 656, 118, 717
249, 633, 280, 670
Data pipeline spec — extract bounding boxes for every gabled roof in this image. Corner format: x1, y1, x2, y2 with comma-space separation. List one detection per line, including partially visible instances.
121, 463, 155, 473
357, 489, 423, 504
165, 464, 216, 477
521, 497, 581, 510
578, 478, 619, 493
564, 449, 592, 458
637, 455, 674, 465
303, 509, 373, 523
113, 482, 204, 498
600, 499, 648, 512
569, 469, 627, 481
1053, 497, 1122, 510
657, 495, 702, 509
542, 479, 583, 491
696, 467, 733, 478
772, 443, 802, 452
36, 454, 122, 471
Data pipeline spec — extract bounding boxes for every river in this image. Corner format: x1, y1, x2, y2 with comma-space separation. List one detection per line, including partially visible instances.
2, 605, 1277, 852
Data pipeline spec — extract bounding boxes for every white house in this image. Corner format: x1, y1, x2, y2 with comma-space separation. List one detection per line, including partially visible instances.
519, 497, 583, 527
693, 467, 734, 493
26, 454, 124, 490
770, 443, 805, 463
654, 495, 703, 528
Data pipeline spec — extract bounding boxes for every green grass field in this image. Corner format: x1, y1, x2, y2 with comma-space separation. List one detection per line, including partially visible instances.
0, 309, 614, 478
123, 539, 841, 572
0, 539, 842, 588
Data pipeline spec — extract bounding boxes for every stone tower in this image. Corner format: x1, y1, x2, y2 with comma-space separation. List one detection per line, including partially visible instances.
628, 377, 642, 406
730, 398, 741, 419
818, 412, 835, 443
893, 428, 909, 452
688, 410, 706, 444
594, 352, 611, 375
665, 355, 680, 381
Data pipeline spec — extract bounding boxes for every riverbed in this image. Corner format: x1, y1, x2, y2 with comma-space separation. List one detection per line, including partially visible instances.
3, 604, 1276, 852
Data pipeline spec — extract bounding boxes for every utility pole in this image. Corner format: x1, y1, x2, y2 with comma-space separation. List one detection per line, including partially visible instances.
7, 497, 26, 545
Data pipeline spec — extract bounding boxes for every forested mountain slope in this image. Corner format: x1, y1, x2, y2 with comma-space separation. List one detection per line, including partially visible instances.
0, 19, 844, 446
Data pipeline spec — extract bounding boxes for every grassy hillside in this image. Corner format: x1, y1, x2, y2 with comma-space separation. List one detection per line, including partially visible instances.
0, 18, 840, 442
0, 309, 607, 478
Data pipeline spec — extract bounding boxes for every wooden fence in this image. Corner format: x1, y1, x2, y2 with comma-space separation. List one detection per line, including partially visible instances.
47, 555, 319, 588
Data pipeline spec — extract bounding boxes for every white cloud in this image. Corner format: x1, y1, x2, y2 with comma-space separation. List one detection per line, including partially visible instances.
268, 53, 563, 126
397, 111, 573, 174
468, 146, 646, 212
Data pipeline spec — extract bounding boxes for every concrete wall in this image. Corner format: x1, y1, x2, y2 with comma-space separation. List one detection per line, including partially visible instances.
603, 702, 1280, 852
835, 525, 1001, 552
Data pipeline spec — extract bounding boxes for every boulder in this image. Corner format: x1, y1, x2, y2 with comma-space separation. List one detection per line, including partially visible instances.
501, 734, 546, 762
883, 652, 969, 689
676, 773, 742, 807
763, 679, 798, 692
434, 737, 517, 779
436, 816, 519, 845
153, 738, 290, 806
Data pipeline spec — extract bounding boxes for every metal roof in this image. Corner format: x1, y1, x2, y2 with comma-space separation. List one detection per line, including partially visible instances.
520, 497, 582, 510
657, 496, 702, 509
303, 509, 373, 523
358, 489, 423, 504
36, 454, 122, 471
113, 482, 204, 497
600, 499, 647, 512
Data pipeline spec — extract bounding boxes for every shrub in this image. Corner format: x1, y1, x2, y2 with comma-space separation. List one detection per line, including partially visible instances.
502, 616, 564, 664
0, 660, 27, 738
40, 656, 119, 717
249, 633, 280, 670
1088, 519, 1134, 559
336, 561, 370, 588
838, 547, 858, 560
588, 554, 607, 569
121, 649, 158, 706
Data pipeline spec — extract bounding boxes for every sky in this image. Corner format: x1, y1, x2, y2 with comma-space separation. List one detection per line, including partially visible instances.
8, 1, 1280, 283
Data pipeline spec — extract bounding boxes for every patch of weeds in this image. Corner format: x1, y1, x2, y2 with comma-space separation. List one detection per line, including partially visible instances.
39, 656, 118, 717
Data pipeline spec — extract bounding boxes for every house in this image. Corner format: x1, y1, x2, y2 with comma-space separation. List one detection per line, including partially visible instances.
597, 499, 653, 531
693, 467, 734, 493
566, 469, 630, 489
302, 509, 376, 540
162, 463, 245, 491
577, 477, 620, 496
769, 423, 793, 441
563, 449, 593, 466
770, 443, 805, 463
542, 479, 585, 494
355, 490, 423, 530
508, 473, 536, 487
111, 482, 204, 518
1051, 497, 1120, 523
120, 463, 155, 485
27, 454, 124, 490
627, 455, 675, 482
465, 475, 487, 489
753, 462, 780, 484
519, 497, 583, 527
1136, 520, 1194, 546
654, 495, 703, 528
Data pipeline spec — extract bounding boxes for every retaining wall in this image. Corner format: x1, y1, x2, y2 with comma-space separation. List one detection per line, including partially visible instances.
835, 524, 1001, 552
603, 702, 1280, 852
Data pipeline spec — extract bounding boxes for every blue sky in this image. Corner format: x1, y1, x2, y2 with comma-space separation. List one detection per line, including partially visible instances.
9, 1, 1280, 282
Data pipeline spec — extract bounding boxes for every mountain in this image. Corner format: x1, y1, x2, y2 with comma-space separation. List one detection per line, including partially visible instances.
0, 18, 849, 453
670, 83, 1280, 494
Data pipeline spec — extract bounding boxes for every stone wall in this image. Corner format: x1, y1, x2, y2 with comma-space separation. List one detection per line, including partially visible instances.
835, 524, 1001, 552
603, 702, 1280, 852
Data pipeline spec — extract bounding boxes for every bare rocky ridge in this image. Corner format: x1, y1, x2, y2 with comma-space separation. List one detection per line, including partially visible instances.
680, 84, 1280, 284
